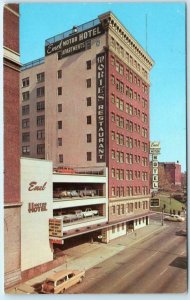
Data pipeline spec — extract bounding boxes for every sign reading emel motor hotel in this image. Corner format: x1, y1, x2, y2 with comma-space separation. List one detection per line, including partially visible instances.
45, 24, 105, 57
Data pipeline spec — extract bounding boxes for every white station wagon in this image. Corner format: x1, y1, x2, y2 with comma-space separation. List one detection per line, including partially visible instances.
41, 269, 85, 294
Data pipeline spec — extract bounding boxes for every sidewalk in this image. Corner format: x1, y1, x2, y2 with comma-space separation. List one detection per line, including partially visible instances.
6, 222, 166, 294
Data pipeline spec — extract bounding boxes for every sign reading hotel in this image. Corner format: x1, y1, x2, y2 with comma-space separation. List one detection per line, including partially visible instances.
96, 52, 106, 162
150, 141, 161, 154
45, 24, 104, 58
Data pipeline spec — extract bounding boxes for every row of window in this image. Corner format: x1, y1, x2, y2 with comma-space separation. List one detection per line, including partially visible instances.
111, 169, 149, 181
110, 36, 148, 80
22, 72, 45, 88
22, 130, 45, 142
111, 75, 149, 96
111, 185, 149, 197
111, 200, 149, 215
22, 87, 45, 101
111, 109, 148, 124
22, 144, 45, 155
22, 116, 45, 128
111, 150, 148, 165
111, 56, 148, 85
111, 94, 148, 111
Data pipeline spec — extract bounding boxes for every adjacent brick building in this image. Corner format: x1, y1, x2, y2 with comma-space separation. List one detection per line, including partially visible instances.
20, 11, 154, 241
3, 4, 21, 288
159, 162, 182, 187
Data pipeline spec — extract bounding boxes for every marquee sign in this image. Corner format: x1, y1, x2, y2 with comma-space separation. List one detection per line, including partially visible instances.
45, 24, 105, 57
96, 52, 106, 162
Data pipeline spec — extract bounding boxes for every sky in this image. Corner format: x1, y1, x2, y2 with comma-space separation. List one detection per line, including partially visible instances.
19, 1, 186, 171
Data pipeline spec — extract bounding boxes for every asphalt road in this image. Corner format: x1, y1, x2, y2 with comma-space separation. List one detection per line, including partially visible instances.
67, 220, 187, 294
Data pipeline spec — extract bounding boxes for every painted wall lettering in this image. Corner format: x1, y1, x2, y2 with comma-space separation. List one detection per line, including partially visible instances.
45, 24, 105, 57
96, 52, 106, 162
28, 202, 47, 213
28, 181, 47, 191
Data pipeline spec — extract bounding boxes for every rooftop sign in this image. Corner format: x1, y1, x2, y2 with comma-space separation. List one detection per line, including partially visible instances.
45, 24, 105, 57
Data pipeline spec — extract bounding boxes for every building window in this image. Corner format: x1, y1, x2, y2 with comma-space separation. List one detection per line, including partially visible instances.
57, 70, 62, 79
22, 91, 30, 101
22, 145, 30, 155
22, 77, 29, 87
86, 78, 91, 88
112, 225, 116, 233
87, 115, 92, 124
58, 104, 62, 112
85, 40, 91, 50
22, 132, 30, 142
37, 144, 45, 154
22, 118, 30, 128
86, 97, 91, 106
59, 154, 63, 163
36, 101, 45, 111
37, 72, 45, 83
22, 105, 30, 115
58, 138, 62, 146
111, 187, 115, 197
112, 205, 116, 214
86, 60, 91, 70
36, 87, 45, 97
87, 134, 92, 143
37, 130, 45, 140
58, 121, 62, 129
87, 152, 92, 161
57, 87, 62, 96
37, 115, 45, 126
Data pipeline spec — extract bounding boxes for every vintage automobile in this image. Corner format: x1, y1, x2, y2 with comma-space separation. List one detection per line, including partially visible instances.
79, 189, 96, 197
53, 167, 76, 174
164, 214, 185, 222
53, 190, 79, 198
62, 210, 83, 222
82, 208, 99, 218
41, 269, 85, 294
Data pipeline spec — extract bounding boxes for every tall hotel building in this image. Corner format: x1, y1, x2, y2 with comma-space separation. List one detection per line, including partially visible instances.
20, 12, 154, 240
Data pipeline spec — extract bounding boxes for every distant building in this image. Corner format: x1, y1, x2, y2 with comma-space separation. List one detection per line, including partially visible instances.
159, 162, 182, 187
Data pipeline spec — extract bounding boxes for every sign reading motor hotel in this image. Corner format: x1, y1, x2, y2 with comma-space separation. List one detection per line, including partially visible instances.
45, 24, 105, 56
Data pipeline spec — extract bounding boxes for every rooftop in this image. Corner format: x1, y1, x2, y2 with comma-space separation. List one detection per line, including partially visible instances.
45, 17, 100, 46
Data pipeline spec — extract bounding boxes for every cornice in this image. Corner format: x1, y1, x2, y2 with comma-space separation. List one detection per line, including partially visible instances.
99, 11, 154, 71
3, 46, 21, 67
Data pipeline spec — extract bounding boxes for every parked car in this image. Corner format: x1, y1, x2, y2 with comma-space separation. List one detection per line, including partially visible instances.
82, 208, 99, 218
53, 190, 79, 198
41, 269, 85, 294
164, 214, 185, 222
62, 210, 83, 222
79, 189, 96, 197
53, 167, 76, 174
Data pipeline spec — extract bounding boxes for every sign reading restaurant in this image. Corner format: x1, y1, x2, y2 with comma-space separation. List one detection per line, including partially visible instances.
45, 24, 105, 58
96, 52, 106, 162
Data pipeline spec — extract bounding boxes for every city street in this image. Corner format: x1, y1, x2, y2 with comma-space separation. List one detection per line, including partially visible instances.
67, 219, 187, 294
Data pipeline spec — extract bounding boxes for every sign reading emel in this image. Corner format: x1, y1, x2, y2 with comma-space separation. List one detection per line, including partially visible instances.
96, 52, 106, 162
45, 24, 105, 57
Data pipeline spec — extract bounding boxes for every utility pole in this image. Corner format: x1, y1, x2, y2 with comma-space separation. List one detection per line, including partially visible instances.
161, 207, 165, 226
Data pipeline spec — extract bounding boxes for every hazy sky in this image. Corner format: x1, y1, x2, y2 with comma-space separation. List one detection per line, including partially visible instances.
20, 2, 186, 171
